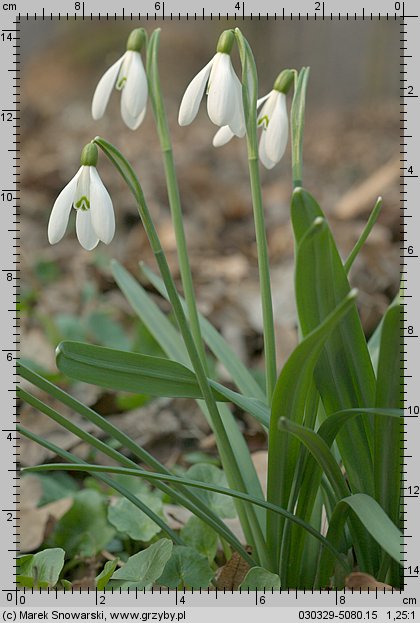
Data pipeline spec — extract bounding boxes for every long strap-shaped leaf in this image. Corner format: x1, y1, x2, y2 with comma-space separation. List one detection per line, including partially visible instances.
23, 461, 351, 575
292, 188, 376, 496
287, 406, 402, 586
267, 281, 357, 571
18, 425, 183, 545
140, 262, 266, 402
111, 260, 267, 539
18, 363, 251, 560
318, 494, 403, 588
374, 301, 403, 586
95, 137, 269, 567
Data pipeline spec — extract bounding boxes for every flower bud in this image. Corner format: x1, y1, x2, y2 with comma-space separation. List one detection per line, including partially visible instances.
216, 30, 235, 55
80, 142, 98, 167
273, 69, 294, 95
126, 28, 146, 52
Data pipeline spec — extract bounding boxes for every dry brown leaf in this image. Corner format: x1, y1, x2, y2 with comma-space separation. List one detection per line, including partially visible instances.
345, 572, 393, 590
215, 550, 252, 590
19, 496, 72, 553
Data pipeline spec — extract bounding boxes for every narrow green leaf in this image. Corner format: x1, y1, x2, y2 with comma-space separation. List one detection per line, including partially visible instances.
267, 287, 357, 568
319, 494, 403, 587
290, 67, 310, 187
112, 261, 188, 364
18, 364, 249, 559
112, 261, 267, 548
56, 341, 226, 400
141, 263, 265, 401
344, 197, 383, 274
292, 188, 376, 496
23, 462, 351, 573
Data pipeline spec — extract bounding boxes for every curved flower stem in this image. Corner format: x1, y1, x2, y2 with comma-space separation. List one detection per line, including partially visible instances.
235, 28, 277, 402
146, 29, 208, 372
94, 136, 271, 570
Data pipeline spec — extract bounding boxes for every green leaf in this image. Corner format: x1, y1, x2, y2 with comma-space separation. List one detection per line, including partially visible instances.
140, 263, 265, 401
96, 559, 119, 590
267, 287, 357, 567
157, 546, 214, 589
290, 67, 310, 187
292, 188, 376, 496
24, 461, 351, 573
239, 567, 281, 590
180, 517, 218, 562
31, 472, 79, 507
186, 464, 236, 519
374, 302, 403, 526
17, 548, 65, 588
319, 494, 403, 587
56, 341, 225, 401
112, 261, 188, 364
49, 490, 115, 558
110, 539, 173, 589
344, 197, 383, 274
108, 490, 165, 542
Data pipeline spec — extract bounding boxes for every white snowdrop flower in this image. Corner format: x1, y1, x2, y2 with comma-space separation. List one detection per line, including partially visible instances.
214, 69, 294, 170
178, 30, 245, 138
48, 143, 115, 251
92, 28, 148, 130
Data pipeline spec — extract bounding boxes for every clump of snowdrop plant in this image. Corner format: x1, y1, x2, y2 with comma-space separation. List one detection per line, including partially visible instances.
21, 27, 403, 591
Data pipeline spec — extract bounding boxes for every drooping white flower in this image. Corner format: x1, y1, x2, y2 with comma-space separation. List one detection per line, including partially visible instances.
92, 28, 148, 130
178, 30, 245, 138
213, 69, 294, 170
48, 143, 115, 251
257, 90, 288, 170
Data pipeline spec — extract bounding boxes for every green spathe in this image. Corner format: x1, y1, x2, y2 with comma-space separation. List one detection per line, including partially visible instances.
216, 30, 235, 54
80, 142, 98, 167
126, 28, 146, 52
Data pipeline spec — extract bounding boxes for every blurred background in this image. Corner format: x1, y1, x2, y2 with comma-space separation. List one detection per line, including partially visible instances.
20, 18, 400, 488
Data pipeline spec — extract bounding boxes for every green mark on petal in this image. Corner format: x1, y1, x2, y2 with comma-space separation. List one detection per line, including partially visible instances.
258, 115, 269, 129
75, 196, 90, 211
116, 76, 127, 91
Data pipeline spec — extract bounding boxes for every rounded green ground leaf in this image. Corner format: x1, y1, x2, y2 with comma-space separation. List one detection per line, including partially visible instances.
110, 539, 173, 589
186, 464, 236, 519
108, 490, 165, 542
49, 490, 115, 558
180, 516, 218, 562
239, 567, 281, 590
95, 559, 120, 590
17, 548, 65, 588
158, 545, 214, 589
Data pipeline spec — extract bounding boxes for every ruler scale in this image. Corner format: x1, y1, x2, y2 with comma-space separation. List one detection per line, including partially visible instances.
0, 0, 418, 616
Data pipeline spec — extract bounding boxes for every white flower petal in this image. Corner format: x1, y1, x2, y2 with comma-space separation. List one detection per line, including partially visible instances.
264, 92, 288, 164
121, 51, 148, 122
92, 55, 125, 120
76, 209, 99, 250
89, 167, 115, 244
178, 57, 214, 126
228, 72, 246, 137
257, 90, 277, 128
47, 167, 83, 244
213, 125, 235, 147
258, 130, 276, 170
207, 53, 237, 127
121, 92, 147, 130
257, 92, 272, 109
